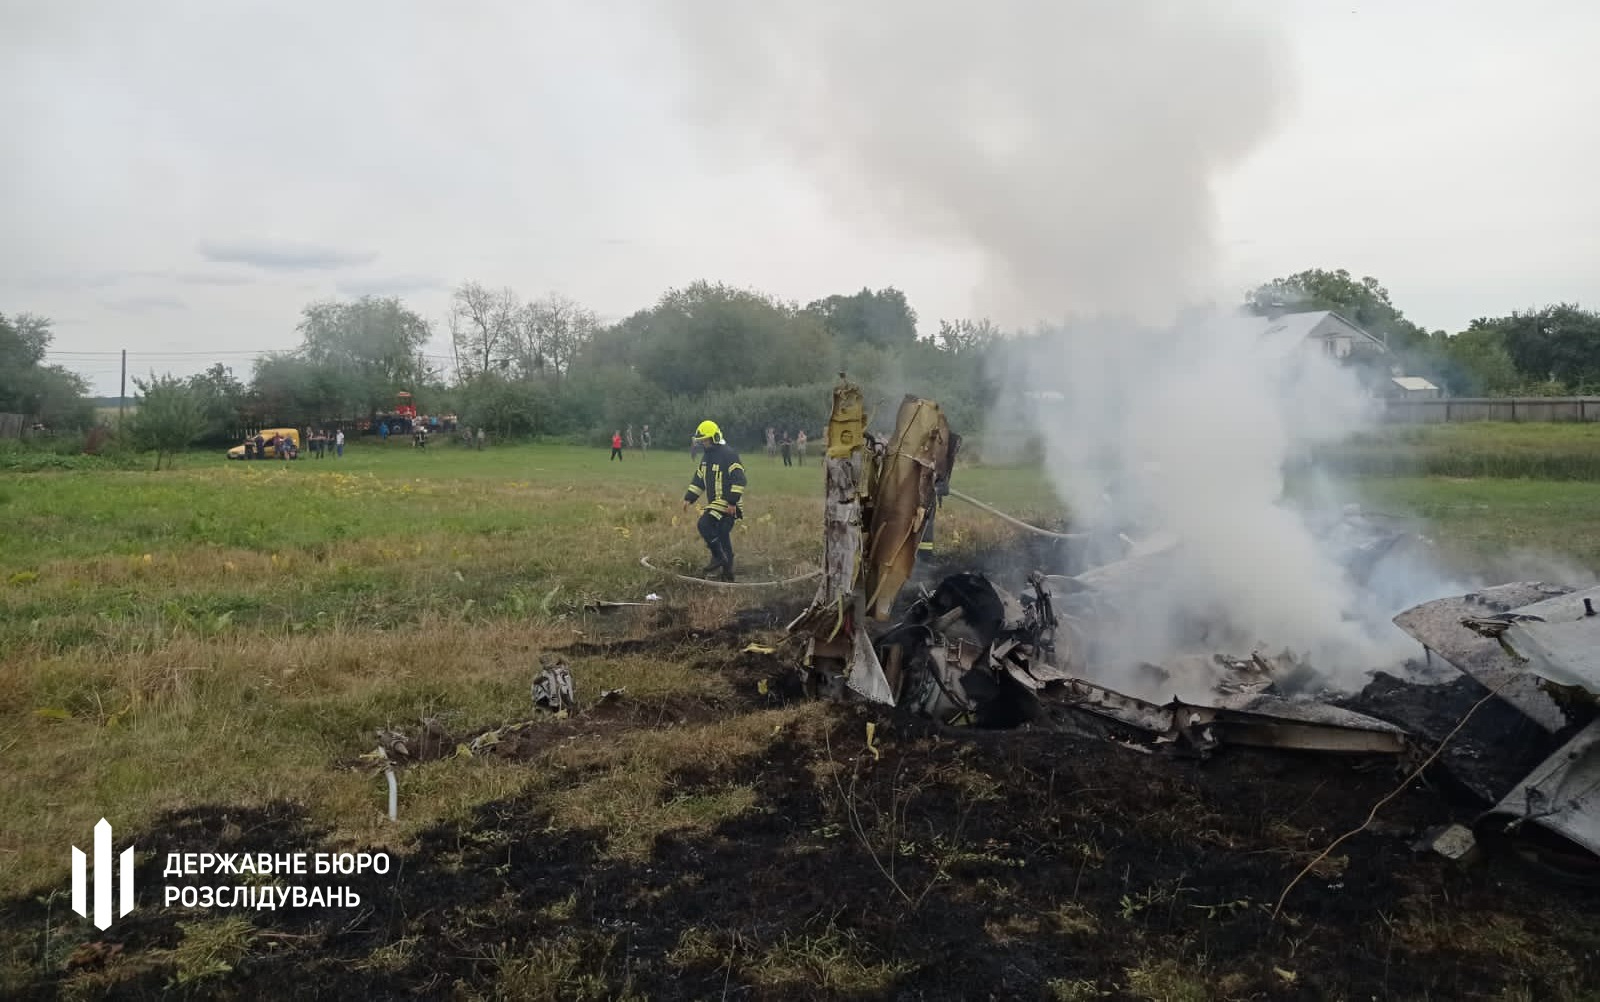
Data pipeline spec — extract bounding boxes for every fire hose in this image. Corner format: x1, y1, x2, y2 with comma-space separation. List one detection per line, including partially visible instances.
639, 554, 822, 589
946, 489, 1085, 540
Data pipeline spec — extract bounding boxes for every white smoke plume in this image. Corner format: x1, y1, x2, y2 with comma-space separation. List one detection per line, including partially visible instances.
1000, 314, 1449, 692
662, 2, 1464, 688
656, 0, 1292, 324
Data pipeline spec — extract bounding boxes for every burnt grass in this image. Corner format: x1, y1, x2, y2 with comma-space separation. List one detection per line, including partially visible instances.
5, 623, 1599, 1000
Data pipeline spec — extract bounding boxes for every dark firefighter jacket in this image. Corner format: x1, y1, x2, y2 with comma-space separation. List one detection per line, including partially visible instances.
684, 443, 746, 518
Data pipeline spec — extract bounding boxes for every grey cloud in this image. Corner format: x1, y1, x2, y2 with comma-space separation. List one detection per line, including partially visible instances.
23, 270, 131, 292
175, 271, 256, 286
101, 295, 188, 313
197, 238, 378, 271
335, 274, 447, 297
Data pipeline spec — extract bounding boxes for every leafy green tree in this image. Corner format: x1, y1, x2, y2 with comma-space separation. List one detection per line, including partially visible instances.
187, 363, 247, 440
129, 373, 205, 470
0, 311, 94, 428
456, 374, 557, 438
1475, 304, 1600, 390
805, 288, 918, 349
1436, 324, 1521, 395
934, 317, 1000, 355
295, 296, 431, 414
619, 282, 834, 396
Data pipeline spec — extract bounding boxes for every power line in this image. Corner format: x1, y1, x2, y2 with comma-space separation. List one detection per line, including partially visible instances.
46, 350, 459, 361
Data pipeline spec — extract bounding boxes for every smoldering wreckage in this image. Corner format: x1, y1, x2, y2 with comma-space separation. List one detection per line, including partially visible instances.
387, 377, 1600, 886
777, 377, 1600, 881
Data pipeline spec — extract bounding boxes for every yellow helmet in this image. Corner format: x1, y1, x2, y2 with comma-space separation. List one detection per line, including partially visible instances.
694, 419, 723, 443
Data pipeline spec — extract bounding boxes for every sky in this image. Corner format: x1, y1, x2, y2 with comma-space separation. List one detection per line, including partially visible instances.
2, 0, 1597, 395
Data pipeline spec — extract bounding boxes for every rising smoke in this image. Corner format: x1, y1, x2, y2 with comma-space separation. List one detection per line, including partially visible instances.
661, 2, 1460, 688
658, 0, 1289, 323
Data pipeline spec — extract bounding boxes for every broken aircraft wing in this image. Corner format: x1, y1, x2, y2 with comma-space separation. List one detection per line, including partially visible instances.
1392, 582, 1575, 732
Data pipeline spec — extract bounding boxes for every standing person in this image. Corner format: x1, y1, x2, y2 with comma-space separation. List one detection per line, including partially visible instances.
380, 421, 389, 446
796, 429, 807, 466
682, 420, 746, 581
476, 426, 485, 450
765, 427, 777, 462
625, 424, 635, 450
610, 430, 624, 461
641, 424, 651, 454
780, 433, 792, 467
335, 428, 345, 459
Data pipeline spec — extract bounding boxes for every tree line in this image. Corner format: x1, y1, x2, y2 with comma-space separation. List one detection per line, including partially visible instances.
6, 271, 1599, 462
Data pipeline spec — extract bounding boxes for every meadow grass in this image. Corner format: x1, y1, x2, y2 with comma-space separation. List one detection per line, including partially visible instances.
1316, 421, 1600, 479
0, 441, 1043, 899
2, 435, 1600, 907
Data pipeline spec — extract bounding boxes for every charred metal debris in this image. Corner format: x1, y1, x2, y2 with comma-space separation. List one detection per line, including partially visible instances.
785, 376, 1600, 877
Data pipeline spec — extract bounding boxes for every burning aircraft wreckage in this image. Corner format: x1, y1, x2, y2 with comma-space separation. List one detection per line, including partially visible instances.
784, 376, 1600, 879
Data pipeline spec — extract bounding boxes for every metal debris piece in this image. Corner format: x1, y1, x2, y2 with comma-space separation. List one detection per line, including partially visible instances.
787, 375, 959, 706
1042, 675, 1407, 756
532, 657, 576, 713
1392, 583, 1576, 732
1416, 823, 1479, 864
1392, 582, 1600, 873
1479, 718, 1600, 879
1501, 585, 1600, 696
376, 717, 453, 765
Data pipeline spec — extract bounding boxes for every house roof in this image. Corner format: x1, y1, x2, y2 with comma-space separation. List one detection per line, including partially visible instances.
1391, 376, 1438, 391
1265, 310, 1387, 348
1216, 309, 1388, 358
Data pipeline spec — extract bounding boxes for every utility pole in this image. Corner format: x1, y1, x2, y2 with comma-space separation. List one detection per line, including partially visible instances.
119, 349, 127, 427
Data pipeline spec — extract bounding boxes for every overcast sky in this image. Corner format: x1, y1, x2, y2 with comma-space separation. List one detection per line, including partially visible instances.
3, 0, 1596, 394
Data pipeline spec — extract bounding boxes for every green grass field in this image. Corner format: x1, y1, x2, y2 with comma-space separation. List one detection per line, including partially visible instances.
0, 444, 1061, 891
4, 433, 1600, 997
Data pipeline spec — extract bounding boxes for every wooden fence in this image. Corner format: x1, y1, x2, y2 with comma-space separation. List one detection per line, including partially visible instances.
1382, 397, 1600, 423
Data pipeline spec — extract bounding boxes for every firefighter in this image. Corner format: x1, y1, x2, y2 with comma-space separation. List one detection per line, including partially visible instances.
681, 420, 746, 581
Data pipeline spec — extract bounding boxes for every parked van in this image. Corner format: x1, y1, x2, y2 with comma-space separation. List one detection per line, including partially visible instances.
227, 428, 301, 460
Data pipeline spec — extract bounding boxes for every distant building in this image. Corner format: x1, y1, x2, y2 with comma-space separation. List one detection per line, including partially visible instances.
1257, 310, 1390, 359
1386, 375, 1441, 400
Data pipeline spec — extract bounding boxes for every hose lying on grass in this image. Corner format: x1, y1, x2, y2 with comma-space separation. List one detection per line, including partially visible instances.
946, 488, 1086, 540
639, 554, 823, 589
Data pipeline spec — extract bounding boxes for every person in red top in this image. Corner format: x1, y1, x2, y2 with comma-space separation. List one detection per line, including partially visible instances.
610, 430, 624, 461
